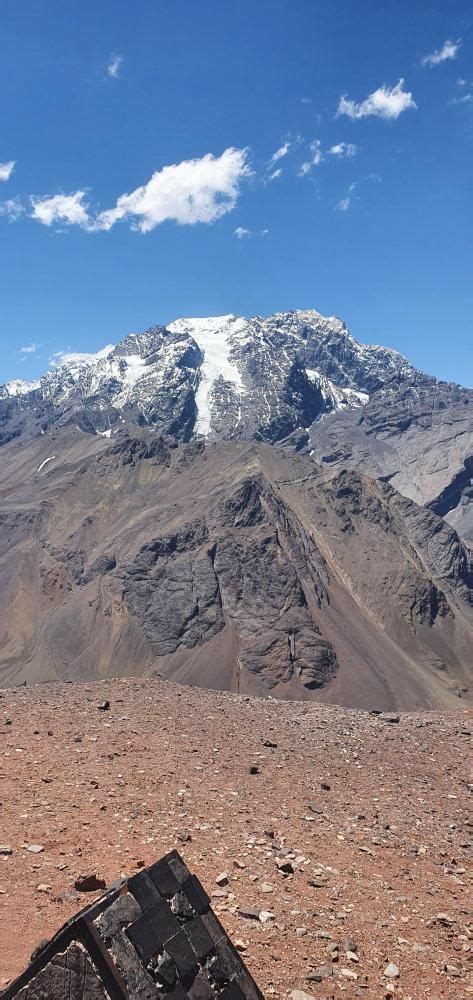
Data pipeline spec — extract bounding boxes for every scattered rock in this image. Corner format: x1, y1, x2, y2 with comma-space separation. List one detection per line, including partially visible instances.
307, 966, 333, 982
249, 764, 259, 775
0, 845, 13, 855
276, 858, 294, 875
97, 701, 110, 711
26, 844, 44, 854
380, 713, 400, 724
74, 873, 106, 892
238, 905, 261, 920
177, 829, 192, 843
215, 871, 229, 886
384, 963, 400, 978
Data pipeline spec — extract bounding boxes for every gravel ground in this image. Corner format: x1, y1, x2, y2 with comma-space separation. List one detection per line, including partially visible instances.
1, 677, 471, 998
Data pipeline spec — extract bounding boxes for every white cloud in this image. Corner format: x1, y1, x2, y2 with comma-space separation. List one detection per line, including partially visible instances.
336, 197, 351, 212
299, 139, 323, 176
30, 191, 91, 228
337, 80, 416, 120
96, 148, 250, 233
0, 196, 24, 221
20, 342, 40, 354
328, 142, 358, 158
268, 167, 283, 181
422, 38, 462, 67
234, 226, 251, 239
107, 54, 123, 78
0, 161, 16, 182
268, 142, 290, 165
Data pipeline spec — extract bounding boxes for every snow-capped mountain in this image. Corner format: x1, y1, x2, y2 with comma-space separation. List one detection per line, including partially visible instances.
0, 309, 417, 446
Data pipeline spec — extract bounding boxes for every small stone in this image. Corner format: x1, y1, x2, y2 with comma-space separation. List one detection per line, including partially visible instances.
290, 991, 315, 1000
320, 782, 331, 791
177, 829, 192, 843
235, 940, 247, 952
27, 844, 44, 854
249, 764, 259, 775
216, 871, 229, 886
74, 873, 106, 892
346, 951, 359, 962
0, 846, 13, 856
384, 963, 400, 978
296, 927, 307, 938
238, 905, 260, 920
276, 858, 294, 875
340, 968, 357, 980
260, 883, 274, 893
308, 804, 323, 815
262, 739, 277, 748
258, 910, 275, 924
445, 965, 461, 977
36, 884, 51, 893
307, 967, 332, 982
380, 713, 400, 724
97, 701, 110, 711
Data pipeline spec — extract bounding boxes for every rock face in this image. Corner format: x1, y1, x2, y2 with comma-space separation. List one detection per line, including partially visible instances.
0, 428, 470, 709
309, 375, 473, 542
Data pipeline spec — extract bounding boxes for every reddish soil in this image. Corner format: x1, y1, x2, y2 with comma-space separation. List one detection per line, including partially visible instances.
0, 677, 471, 998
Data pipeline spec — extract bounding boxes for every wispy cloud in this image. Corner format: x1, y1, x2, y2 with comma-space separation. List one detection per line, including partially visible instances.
299, 139, 323, 176
234, 226, 251, 239
30, 191, 91, 228
107, 54, 123, 78
328, 142, 358, 158
267, 168, 283, 182
337, 80, 416, 120
268, 142, 291, 166
336, 174, 380, 212
0, 161, 16, 182
20, 342, 40, 354
422, 38, 462, 68
450, 92, 473, 105
0, 196, 24, 221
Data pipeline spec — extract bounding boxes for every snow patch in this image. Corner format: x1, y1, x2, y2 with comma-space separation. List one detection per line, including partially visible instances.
168, 315, 244, 435
37, 456, 56, 473
97, 428, 112, 438
306, 368, 369, 410
3, 379, 41, 397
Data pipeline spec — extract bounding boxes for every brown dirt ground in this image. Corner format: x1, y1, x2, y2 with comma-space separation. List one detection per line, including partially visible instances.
0, 677, 471, 998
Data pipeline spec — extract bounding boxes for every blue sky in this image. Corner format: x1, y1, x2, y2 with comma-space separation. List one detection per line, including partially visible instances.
1, 0, 472, 385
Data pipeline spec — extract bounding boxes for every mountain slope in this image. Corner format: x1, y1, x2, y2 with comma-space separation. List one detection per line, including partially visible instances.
0, 427, 470, 708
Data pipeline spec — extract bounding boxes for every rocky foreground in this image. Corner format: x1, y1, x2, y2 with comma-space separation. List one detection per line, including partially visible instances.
0, 678, 471, 998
